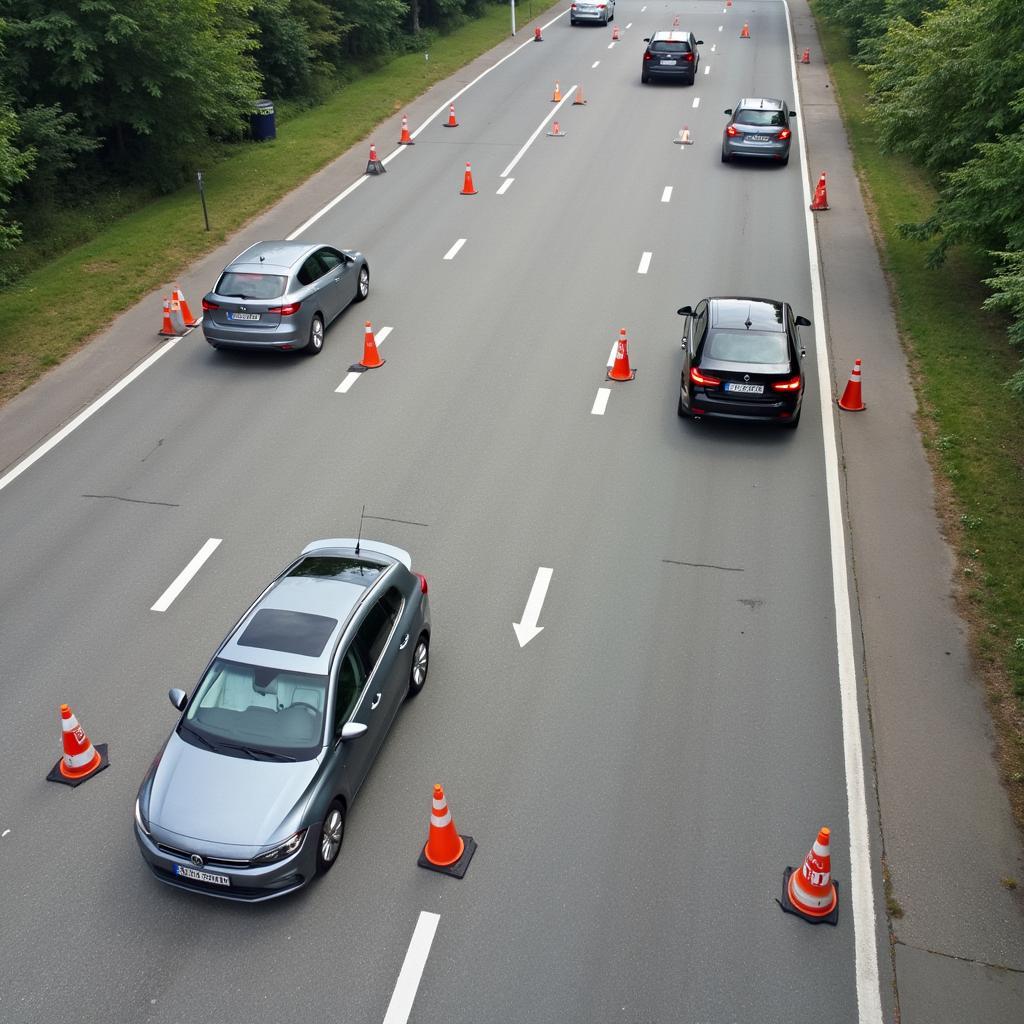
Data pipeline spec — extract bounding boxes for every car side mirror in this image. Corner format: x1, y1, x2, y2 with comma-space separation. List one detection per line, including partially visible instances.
789, 111, 797, 117
168, 688, 188, 712
677, 306, 693, 316
724, 108, 733, 115
795, 315, 811, 326
643, 37, 650, 42
339, 722, 368, 742
696, 39, 704, 45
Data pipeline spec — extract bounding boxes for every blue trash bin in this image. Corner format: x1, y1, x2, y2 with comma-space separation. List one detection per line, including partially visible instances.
250, 100, 276, 142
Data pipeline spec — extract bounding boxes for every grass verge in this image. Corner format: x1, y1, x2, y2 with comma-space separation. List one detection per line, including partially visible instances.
0, 4, 545, 406
811, 7, 1024, 827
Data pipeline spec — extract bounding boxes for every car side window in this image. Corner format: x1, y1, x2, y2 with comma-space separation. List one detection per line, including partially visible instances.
318, 248, 343, 272
352, 587, 403, 679
693, 301, 709, 353
333, 647, 364, 731
296, 254, 325, 287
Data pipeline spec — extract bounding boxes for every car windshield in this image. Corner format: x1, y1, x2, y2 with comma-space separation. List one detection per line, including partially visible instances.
706, 331, 789, 364
737, 109, 786, 127
183, 658, 328, 758
216, 272, 287, 300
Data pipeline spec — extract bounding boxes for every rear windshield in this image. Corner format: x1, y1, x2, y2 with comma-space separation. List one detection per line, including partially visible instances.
736, 109, 786, 127
216, 272, 287, 300
706, 331, 789, 365
650, 40, 690, 53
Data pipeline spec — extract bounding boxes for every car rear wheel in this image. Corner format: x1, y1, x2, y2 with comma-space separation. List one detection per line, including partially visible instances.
641, 71, 649, 84
408, 634, 429, 698
780, 154, 790, 167
305, 314, 324, 356
316, 800, 345, 874
782, 411, 801, 430
677, 390, 690, 418
721, 148, 731, 163
355, 265, 370, 301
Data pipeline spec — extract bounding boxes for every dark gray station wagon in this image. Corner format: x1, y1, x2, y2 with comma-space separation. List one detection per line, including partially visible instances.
134, 538, 430, 901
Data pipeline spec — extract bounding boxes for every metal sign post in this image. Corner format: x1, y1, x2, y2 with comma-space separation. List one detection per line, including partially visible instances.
196, 170, 210, 231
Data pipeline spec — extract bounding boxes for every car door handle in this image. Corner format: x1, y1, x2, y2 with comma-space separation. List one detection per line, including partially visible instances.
370, 692, 382, 710
399, 634, 409, 650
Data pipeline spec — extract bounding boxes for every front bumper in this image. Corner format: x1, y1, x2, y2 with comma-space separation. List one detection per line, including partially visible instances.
134, 820, 319, 902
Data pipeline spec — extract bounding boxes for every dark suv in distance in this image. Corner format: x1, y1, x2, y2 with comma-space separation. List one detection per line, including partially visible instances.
721, 98, 796, 165
676, 296, 811, 428
641, 31, 703, 85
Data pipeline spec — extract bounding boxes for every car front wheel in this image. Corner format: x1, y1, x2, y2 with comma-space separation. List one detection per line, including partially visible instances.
408, 634, 429, 697
317, 800, 345, 873
355, 265, 370, 301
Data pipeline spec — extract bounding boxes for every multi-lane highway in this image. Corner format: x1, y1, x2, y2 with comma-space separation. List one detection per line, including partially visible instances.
0, 4, 893, 1021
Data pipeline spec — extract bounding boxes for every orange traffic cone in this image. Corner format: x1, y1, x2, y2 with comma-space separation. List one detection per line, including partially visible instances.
172, 286, 200, 327
443, 103, 459, 128
460, 162, 477, 195
726, 0, 732, 6
672, 15, 680, 27
573, 84, 587, 105
417, 784, 477, 877
800, 47, 811, 64
547, 120, 566, 137
534, 26, 543, 42
398, 114, 414, 145
47, 704, 109, 787
607, 328, 636, 381
358, 321, 385, 369
674, 125, 693, 145
781, 826, 840, 924
612, 24, 620, 40
366, 143, 386, 175
740, 22, 750, 38
837, 359, 865, 411
551, 80, 562, 102
158, 296, 188, 337
810, 171, 829, 211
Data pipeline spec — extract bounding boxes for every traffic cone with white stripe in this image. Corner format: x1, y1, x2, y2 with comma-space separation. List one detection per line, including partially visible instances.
612, 24, 620, 41
740, 22, 751, 38
547, 120, 566, 137
534, 26, 543, 42
672, 15, 680, 27
158, 296, 188, 337
47, 704, 109, 787
172, 286, 200, 327
800, 48, 811, 64
358, 321, 385, 369
810, 171, 829, 211
780, 826, 840, 924
551, 81, 562, 102
460, 162, 477, 195
398, 115, 414, 145
417, 784, 477, 877
837, 359, 865, 411
674, 125, 693, 145
573, 84, 587, 105
365, 144, 386, 175
443, 104, 459, 128
607, 328, 636, 381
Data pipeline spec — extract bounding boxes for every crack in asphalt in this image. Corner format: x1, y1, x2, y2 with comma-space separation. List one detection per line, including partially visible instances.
82, 494, 179, 508
662, 558, 743, 572
893, 939, 1024, 973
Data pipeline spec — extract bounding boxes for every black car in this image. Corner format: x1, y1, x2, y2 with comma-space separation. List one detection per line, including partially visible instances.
721, 98, 796, 165
641, 31, 703, 85
676, 297, 810, 428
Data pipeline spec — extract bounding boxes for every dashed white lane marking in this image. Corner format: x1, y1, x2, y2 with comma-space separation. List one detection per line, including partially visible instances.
591, 388, 611, 416
497, 178, 514, 195
0, 338, 181, 495
607, 340, 617, 367
641, 5, 646, 10
592, 60, 600, 68
711, 44, 717, 52
608, 41, 616, 49
336, 327, 392, 393
637, 251, 652, 274
382, 912, 440, 1024
626, 22, 633, 29
718, 24, 723, 31
692, 97, 700, 108
2, 829, 10, 838
661, 186, 673, 203
443, 238, 467, 260
501, 86, 578, 177
704, 64, 711, 75
151, 538, 222, 612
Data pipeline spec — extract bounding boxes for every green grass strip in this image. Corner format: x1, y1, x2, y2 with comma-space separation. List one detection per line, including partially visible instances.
811, 6, 1024, 718
0, 4, 551, 404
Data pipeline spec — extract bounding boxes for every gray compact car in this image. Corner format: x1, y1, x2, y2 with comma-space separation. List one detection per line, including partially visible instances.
570, 0, 614, 25
134, 538, 430, 901
721, 98, 796, 165
201, 240, 369, 355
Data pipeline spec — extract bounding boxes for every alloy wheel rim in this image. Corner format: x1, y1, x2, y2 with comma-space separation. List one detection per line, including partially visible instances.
312, 320, 323, 349
359, 269, 369, 296
413, 642, 427, 687
322, 810, 343, 861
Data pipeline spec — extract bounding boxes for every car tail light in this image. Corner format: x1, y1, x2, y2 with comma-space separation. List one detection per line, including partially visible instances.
726, 125, 740, 137
690, 366, 721, 387
778, 128, 792, 141
571, 2, 577, 7
683, 52, 694, 61
643, 51, 652, 61
415, 572, 429, 594
268, 301, 301, 316
201, 299, 219, 311
772, 375, 802, 392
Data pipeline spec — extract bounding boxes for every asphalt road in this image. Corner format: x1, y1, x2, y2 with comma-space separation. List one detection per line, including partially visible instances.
0, 4, 892, 1022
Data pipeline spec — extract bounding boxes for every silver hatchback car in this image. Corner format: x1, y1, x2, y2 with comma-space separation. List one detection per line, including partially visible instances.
201, 240, 369, 355
134, 538, 430, 901
721, 97, 796, 165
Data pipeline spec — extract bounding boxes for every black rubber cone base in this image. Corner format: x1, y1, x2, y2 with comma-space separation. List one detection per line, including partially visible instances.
607, 369, 637, 382
779, 867, 840, 925
47, 743, 109, 788
418, 834, 477, 878
366, 160, 386, 175
348, 359, 385, 372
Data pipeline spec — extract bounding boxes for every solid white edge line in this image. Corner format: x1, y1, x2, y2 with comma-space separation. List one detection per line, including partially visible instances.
637, 251, 652, 274
443, 238, 467, 260
501, 86, 579, 178
661, 186, 673, 203
591, 388, 611, 415
497, 178, 514, 195
382, 912, 441, 1024
336, 372, 361, 394
151, 538, 222, 613
374, 326, 393, 345
0, 337, 181, 495
784, 2, 883, 1021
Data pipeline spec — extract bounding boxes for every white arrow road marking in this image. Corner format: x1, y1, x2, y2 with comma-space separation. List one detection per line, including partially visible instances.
513, 567, 553, 647
661, 186, 673, 203
336, 327, 392, 393
497, 178, 514, 195
443, 238, 466, 260
382, 912, 440, 1024
151, 538, 222, 612
591, 388, 611, 415
637, 251, 652, 274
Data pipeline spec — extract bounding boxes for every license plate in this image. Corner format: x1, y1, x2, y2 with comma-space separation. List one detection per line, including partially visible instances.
725, 382, 764, 394
227, 312, 260, 321
660, 59, 678, 65
748, 135, 770, 142
174, 864, 230, 886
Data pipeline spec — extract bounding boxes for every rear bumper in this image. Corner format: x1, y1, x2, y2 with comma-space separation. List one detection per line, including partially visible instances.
691, 390, 801, 422
572, 10, 609, 21
644, 65, 696, 82
722, 138, 791, 160
202, 315, 308, 350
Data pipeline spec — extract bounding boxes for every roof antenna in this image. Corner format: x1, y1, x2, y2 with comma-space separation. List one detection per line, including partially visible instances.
745, 304, 753, 329
355, 504, 365, 555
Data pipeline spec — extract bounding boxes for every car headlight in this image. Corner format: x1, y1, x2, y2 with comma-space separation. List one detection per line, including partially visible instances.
251, 830, 306, 865
134, 797, 152, 838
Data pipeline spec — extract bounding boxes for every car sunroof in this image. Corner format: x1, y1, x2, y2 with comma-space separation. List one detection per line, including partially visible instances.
237, 608, 338, 658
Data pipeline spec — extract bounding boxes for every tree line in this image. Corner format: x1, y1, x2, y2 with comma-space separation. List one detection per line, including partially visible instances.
818, 0, 1024, 395
0, 0, 499, 252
